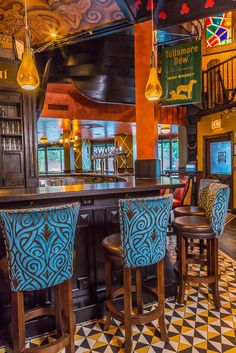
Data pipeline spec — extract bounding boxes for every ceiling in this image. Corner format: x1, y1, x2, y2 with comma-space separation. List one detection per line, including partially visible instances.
0, 0, 235, 48
37, 117, 136, 141
37, 117, 179, 142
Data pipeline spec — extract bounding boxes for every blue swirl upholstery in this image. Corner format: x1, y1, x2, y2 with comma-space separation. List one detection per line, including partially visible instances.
206, 183, 229, 238
119, 195, 173, 269
198, 179, 219, 211
0, 203, 80, 292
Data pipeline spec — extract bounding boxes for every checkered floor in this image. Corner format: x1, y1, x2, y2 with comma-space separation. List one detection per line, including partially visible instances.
1, 248, 234, 353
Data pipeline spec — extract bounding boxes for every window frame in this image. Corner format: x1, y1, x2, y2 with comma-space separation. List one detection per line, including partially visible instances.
38, 144, 64, 174
158, 134, 179, 174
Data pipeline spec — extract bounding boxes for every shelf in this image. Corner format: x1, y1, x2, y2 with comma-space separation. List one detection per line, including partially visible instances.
0, 116, 22, 121
1, 133, 22, 137
0, 149, 23, 152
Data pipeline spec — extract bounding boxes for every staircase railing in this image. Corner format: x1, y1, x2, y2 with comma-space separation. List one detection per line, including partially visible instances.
202, 55, 236, 111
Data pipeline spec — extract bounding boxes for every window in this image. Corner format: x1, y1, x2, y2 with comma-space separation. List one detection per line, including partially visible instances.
38, 146, 64, 173
206, 12, 233, 48
158, 138, 179, 174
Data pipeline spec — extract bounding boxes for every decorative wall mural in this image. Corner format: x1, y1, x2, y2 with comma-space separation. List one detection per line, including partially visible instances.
0, 0, 124, 46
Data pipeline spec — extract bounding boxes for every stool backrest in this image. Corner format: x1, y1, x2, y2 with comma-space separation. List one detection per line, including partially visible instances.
173, 176, 192, 206
0, 203, 80, 292
198, 178, 220, 210
206, 183, 229, 238
119, 195, 173, 269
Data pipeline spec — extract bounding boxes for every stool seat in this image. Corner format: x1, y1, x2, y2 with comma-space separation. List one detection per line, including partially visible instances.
173, 216, 213, 235
174, 206, 205, 217
102, 233, 122, 257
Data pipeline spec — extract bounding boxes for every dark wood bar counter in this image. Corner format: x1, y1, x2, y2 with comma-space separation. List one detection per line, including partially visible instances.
0, 177, 183, 345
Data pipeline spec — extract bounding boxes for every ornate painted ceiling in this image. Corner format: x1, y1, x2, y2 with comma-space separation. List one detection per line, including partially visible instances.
0, 0, 236, 47
0, 0, 125, 46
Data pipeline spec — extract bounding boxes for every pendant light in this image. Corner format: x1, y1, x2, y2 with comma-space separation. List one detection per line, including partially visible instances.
145, 1, 162, 101
17, 0, 40, 91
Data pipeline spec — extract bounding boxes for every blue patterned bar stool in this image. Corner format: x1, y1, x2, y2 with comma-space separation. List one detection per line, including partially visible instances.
0, 203, 80, 353
102, 195, 173, 353
173, 183, 229, 308
174, 178, 219, 218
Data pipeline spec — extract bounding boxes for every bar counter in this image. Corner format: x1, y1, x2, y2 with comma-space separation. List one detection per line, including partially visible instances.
0, 176, 182, 204
0, 177, 183, 344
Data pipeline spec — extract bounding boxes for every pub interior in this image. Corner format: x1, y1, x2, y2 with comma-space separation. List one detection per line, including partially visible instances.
0, 1, 236, 353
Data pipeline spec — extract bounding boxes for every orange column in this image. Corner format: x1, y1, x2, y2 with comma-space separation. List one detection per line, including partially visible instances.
135, 20, 158, 160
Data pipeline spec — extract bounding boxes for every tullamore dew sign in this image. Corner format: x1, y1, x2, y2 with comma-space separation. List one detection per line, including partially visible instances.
161, 40, 202, 106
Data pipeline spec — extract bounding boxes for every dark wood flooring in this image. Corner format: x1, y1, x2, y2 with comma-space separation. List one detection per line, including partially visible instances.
219, 217, 236, 260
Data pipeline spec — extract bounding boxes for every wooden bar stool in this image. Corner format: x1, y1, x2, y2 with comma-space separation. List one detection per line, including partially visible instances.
0, 203, 80, 353
172, 183, 229, 308
102, 195, 173, 353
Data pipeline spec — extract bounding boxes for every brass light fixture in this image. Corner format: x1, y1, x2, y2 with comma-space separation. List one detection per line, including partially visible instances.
145, 1, 162, 101
40, 135, 48, 143
161, 124, 171, 134
17, 0, 40, 91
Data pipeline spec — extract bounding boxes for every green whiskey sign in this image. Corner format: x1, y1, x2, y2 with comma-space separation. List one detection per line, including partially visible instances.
161, 40, 202, 106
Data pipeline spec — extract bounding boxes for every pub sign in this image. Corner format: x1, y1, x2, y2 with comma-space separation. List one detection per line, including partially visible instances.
161, 40, 202, 106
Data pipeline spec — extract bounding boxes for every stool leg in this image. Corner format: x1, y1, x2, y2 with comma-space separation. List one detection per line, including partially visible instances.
104, 256, 112, 331
157, 259, 169, 343
54, 285, 62, 335
211, 239, 221, 309
11, 292, 25, 353
123, 267, 132, 353
62, 279, 75, 353
135, 268, 143, 315
177, 235, 186, 304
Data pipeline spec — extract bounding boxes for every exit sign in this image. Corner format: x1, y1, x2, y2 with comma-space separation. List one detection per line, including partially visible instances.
211, 118, 222, 130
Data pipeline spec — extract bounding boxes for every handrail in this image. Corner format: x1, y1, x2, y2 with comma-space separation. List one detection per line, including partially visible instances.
203, 55, 236, 74
202, 55, 236, 110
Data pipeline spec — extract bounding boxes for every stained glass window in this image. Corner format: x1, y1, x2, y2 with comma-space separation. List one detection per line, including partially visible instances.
206, 12, 233, 48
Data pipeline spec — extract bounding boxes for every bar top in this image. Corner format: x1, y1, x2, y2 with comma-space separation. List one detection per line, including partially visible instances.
0, 176, 183, 203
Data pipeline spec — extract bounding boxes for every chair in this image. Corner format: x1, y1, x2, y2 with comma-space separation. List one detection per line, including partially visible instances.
172, 183, 229, 308
0, 203, 80, 353
173, 176, 192, 207
174, 178, 220, 218
102, 195, 173, 353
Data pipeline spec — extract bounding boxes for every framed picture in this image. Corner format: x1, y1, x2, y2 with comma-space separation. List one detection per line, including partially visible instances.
234, 144, 236, 156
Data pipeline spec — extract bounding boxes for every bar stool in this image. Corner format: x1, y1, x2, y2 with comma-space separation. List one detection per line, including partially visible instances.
0, 203, 80, 353
174, 178, 219, 217
174, 179, 220, 256
102, 195, 173, 353
172, 183, 229, 308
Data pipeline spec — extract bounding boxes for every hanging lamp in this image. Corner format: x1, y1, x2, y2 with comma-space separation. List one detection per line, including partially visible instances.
145, 0, 162, 101
17, 0, 40, 91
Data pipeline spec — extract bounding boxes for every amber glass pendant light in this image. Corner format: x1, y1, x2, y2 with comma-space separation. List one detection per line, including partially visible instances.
145, 1, 162, 101
17, 0, 40, 91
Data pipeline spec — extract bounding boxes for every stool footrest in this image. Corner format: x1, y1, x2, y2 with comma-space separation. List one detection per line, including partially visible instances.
131, 306, 163, 325
24, 306, 54, 322
23, 334, 70, 353
183, 274, 216, 284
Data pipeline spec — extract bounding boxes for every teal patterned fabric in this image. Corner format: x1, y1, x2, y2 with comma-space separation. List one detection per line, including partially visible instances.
119, 195, 173, 269
198, 179, 219, 211
0, 203, 80, 292
206, 183, 229, 238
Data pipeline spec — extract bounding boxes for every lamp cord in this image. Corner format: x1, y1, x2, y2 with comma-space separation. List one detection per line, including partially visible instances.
151, 0, 156, 50
25, 0, 28, 29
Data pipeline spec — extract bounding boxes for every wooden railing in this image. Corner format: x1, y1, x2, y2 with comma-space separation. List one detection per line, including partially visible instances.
202, 55, 236, 111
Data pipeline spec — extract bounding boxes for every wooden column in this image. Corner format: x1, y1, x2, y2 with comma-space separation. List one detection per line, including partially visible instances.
134, 21, 160, 178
